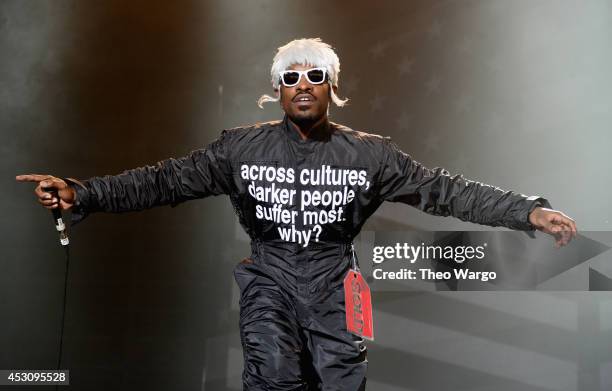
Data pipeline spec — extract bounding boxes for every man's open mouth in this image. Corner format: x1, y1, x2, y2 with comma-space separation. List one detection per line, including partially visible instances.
293, 94, 315, 103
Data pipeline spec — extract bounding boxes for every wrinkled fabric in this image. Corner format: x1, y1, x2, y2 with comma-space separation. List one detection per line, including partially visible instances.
67, 115, 550, 390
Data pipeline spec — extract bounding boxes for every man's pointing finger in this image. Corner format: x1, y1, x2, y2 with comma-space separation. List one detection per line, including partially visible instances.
15, 174, 52, 182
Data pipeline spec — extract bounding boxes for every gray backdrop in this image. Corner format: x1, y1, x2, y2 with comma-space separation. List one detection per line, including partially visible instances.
2, 0, 611, 390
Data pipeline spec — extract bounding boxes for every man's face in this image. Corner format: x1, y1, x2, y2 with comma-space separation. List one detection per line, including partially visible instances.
279, 63, 335, 124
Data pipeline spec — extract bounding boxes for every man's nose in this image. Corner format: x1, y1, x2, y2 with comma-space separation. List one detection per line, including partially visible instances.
296, 75, 312, 91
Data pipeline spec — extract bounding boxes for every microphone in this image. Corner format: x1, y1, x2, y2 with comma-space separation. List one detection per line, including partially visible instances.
44, 188, 70, 246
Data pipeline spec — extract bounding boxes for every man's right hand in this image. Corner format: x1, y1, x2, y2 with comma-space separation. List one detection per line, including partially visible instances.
15, 174, 76, 211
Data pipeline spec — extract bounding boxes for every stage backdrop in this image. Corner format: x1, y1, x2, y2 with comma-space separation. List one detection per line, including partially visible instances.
2, 0, 611, 390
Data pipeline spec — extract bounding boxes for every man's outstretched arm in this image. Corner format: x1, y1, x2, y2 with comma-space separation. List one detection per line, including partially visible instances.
527, 206, 576, 247
376, 138, 577, 247
16, 130, 235, 226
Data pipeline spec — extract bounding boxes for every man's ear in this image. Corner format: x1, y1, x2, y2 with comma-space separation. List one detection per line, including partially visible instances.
327, 84, 338, 99
275, 88, 281, 106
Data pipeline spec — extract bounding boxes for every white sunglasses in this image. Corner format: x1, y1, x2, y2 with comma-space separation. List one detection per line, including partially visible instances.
279, 67, 328, 87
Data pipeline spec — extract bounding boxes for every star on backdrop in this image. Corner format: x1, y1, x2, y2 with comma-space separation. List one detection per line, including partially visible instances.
456, 36, 473, 54
254, 62, 266, 79
454, 93, 474, 114
396, 29, 416, 43
395, 111, 412, 131
451, 151, 472, 173
485, 55, 505, 72
231, 93, 245, 108
483, 111, 505, 135
369, 40, 389, 59
425, 75, 442, 95
342, 77, 360, 95
422, 131, 441, 153
397, 57, 415, 75
369, 93, 386, 112
427, 20, 442, 38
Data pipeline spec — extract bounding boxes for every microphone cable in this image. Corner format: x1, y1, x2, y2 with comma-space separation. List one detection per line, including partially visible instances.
55, 244, 69, 391
44, 188, 71, 390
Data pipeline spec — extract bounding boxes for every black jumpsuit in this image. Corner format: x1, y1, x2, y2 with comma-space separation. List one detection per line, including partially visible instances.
67, 116, 551, 390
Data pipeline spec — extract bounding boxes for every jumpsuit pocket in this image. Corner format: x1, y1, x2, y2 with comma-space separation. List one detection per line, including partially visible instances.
233, 258, 257, 296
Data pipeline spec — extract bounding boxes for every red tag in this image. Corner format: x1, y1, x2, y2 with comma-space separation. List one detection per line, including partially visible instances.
344, 269, 374, 340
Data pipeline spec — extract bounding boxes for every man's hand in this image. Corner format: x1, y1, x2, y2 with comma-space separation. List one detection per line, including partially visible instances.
16, 174, 76, 211
529, 207, 577, 247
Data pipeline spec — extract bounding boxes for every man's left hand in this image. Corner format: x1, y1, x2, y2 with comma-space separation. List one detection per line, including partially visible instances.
529, 207, 577, 247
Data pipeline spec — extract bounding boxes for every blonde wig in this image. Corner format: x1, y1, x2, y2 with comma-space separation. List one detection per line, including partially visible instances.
257, 38, 349, 109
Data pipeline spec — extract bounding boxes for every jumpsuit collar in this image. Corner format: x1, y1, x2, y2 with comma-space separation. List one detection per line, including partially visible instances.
282, 114, 332, 144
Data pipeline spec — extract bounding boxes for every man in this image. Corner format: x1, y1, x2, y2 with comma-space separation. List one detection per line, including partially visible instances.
17, 38, 577, 390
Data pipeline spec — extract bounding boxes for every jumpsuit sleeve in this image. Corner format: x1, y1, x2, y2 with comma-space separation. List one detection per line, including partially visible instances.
64, 130, 235, 226
375, 137, 552, 231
